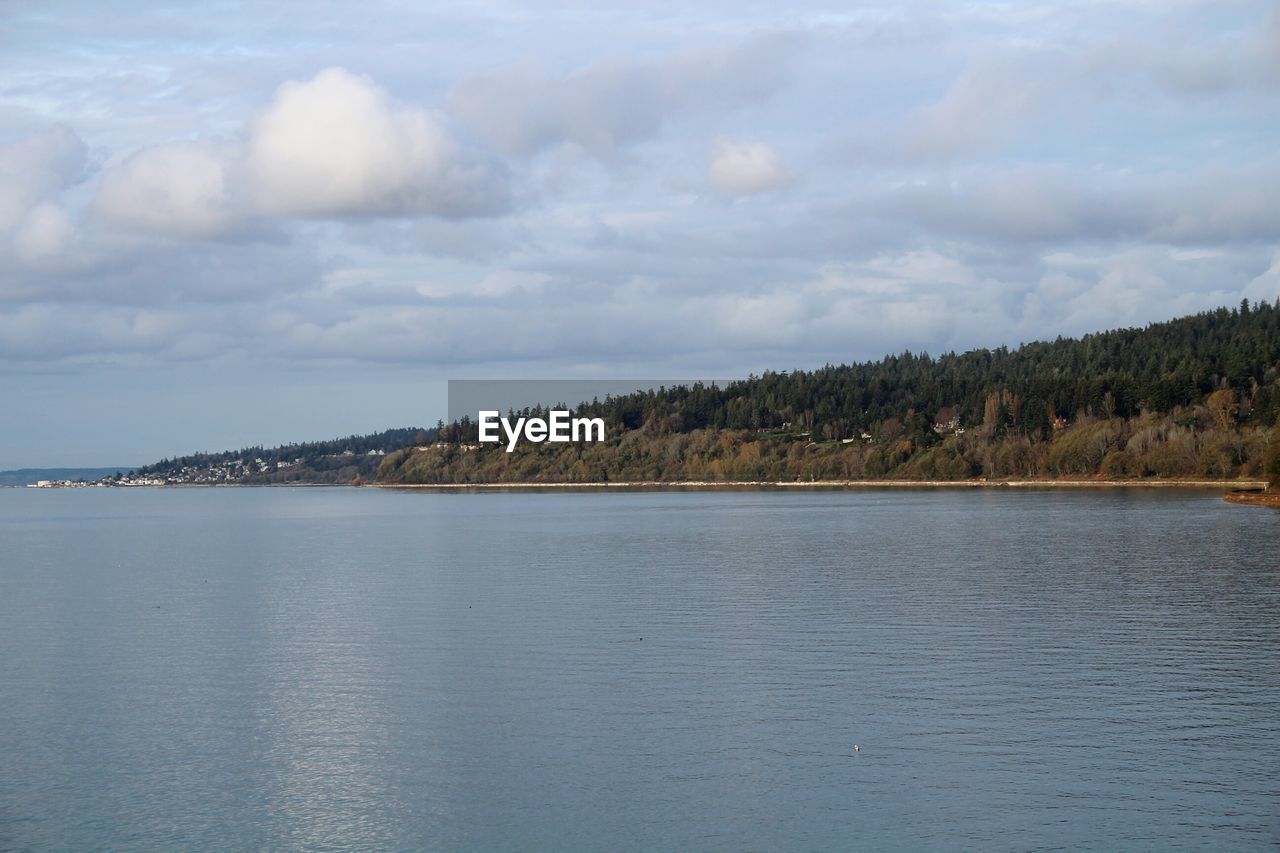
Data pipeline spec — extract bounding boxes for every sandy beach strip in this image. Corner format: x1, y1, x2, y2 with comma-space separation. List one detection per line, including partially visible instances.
375, 478, 1269, 491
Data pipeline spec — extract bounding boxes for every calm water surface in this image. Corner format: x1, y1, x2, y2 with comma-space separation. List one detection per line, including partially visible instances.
1, 487, 1278, 850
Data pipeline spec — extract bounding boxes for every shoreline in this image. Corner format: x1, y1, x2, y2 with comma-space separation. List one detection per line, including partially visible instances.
374, 478, 1268, 491
1223, 490, 1280, 508
15, 479, 1270, 493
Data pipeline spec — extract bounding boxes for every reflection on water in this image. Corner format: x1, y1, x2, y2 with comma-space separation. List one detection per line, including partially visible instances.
1, 487, 1278, 849
255, 531, 398, 850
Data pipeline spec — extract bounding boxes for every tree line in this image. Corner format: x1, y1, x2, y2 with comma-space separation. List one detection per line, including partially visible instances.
134, 426, 430, 483
386, 301, 1280, 485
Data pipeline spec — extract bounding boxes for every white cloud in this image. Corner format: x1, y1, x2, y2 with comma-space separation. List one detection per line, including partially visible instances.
708, 137, 795, 193
246, 68, 508, 218
12, 202, 74, 263
1245, 252, 1280, 304
94, 141, 239, 238
0, 126, 86, 232
87, 68, 512, 239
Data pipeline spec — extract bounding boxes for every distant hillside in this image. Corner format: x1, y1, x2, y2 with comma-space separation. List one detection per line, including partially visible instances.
132, 427, 430, 485
0, 467, 132, 487
380, 300, 1280, 484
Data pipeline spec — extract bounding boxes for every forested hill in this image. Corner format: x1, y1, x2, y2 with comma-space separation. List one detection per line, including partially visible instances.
133, 427, 430, 485
381, 301, 1280, 485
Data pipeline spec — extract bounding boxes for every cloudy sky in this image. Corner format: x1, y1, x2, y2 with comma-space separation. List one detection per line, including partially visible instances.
2, 1, 1278, 467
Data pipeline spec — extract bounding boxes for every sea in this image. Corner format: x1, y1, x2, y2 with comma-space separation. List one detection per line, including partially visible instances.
1, 486, 1277, 850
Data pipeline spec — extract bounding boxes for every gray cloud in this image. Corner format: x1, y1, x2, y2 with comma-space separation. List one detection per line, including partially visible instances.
0, 126, 88, 229
838, 5, 1280, 165
876, 165, 1280, 246
0, 226, 322, 307
340, 215, 534, 264
0, 126, 88, 274
0, 2, 1275, 383
448, 34, 804, 158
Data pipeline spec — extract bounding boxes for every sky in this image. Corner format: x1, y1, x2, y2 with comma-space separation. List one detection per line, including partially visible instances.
1, 1, 1278, 468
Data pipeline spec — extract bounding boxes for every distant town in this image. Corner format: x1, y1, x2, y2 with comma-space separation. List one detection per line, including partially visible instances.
23, 445, 389, 484
22, 450, 391, 488
1, 428, 429, 489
